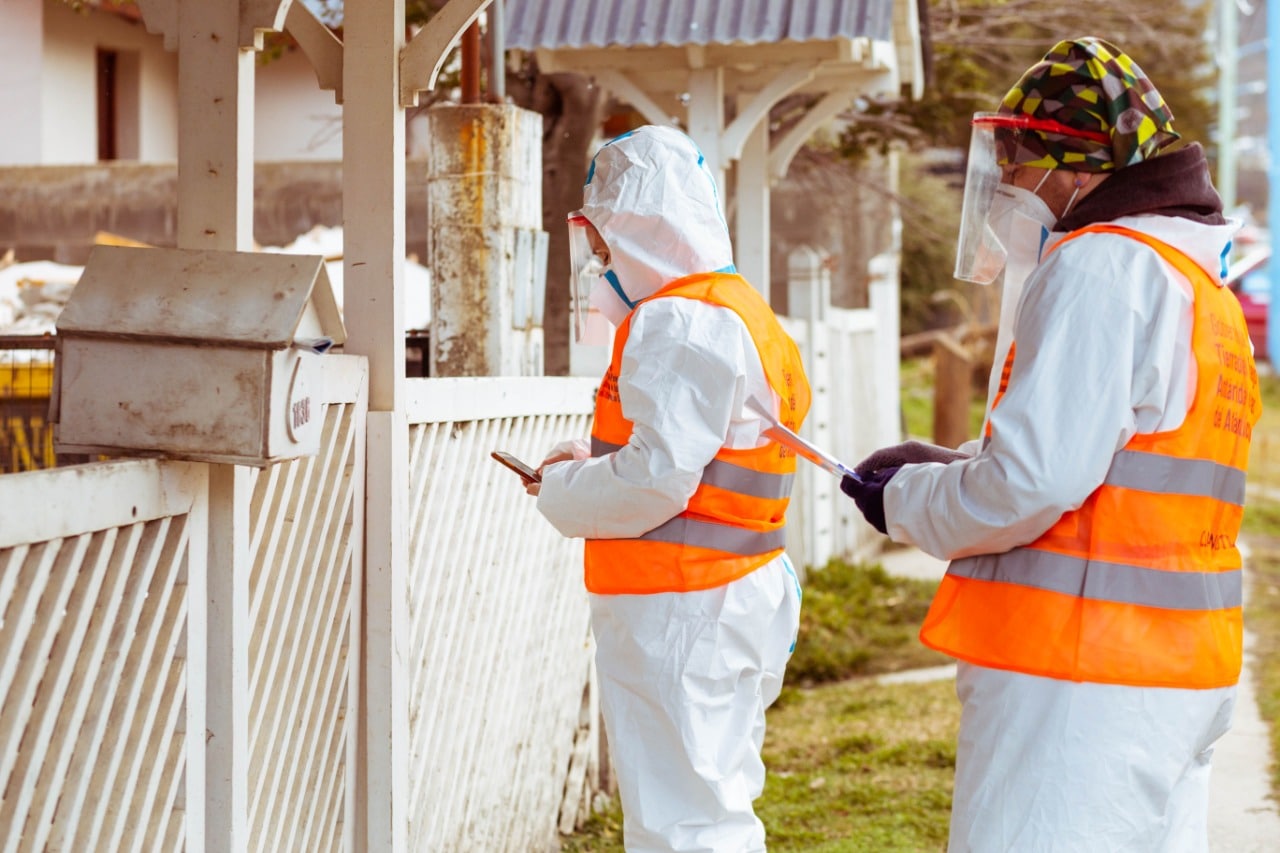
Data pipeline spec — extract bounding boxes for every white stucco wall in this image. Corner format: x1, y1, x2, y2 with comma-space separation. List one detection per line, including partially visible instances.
27, 3, 340, 165
255, 48, 344, 161
39, 0, 178, 165
0, 0, 45, 165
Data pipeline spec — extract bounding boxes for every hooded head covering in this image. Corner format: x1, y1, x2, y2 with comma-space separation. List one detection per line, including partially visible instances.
995, 37, 1179, 172
580, 126, 734, 312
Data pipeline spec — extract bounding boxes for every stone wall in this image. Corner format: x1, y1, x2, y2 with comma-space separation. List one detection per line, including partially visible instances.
0, 160, 433, 263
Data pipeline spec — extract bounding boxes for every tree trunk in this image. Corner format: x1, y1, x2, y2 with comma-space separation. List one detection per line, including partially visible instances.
509, 64, 603, 375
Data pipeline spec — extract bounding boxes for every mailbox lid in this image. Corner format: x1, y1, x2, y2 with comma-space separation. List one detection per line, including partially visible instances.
57, 245, 345, 348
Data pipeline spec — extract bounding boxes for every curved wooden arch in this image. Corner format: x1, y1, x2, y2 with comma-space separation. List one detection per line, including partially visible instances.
400, 0, 493, 107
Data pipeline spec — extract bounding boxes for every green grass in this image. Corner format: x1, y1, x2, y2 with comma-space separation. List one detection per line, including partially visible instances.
560, 561, 958, 852
786, 560, 951, 687
561, 677, 957, 853
1241, 370, 1280, 799
1242, 516, 1280, 797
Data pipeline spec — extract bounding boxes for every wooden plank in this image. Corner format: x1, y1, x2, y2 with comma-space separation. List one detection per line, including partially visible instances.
0, 460, 202, 550
405, 376, 598, 425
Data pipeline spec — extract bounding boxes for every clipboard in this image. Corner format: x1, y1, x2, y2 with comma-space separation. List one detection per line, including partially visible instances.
745, 397, 861, 482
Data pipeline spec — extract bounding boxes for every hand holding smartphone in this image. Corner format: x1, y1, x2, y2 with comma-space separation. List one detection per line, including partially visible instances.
491, 451, 541, 485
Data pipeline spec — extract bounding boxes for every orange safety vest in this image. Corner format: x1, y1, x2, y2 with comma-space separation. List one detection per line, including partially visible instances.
921, 224, 1260, 688
584, 272, 811, 595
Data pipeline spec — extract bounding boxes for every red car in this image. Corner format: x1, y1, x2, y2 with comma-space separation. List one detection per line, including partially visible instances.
1228, 255, 1270, 359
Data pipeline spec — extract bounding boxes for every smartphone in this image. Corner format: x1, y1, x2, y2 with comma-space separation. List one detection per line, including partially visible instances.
491, 450, 541, 485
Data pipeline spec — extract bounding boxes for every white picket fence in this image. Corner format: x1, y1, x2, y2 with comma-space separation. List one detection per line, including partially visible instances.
0, 459, 209, 852
0, 353, 369, 853
781, 247, 902, 574
403, 377, 599, 851
0, 251, 898, 850
241, 356, 368, 852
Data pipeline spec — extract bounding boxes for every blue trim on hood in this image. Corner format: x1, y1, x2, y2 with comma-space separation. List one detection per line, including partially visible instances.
584, 129, 638, 187
604, 269, 636, 309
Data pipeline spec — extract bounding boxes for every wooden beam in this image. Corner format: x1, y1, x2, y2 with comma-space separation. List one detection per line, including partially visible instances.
720, 62, 814, 164
135, 0, 178, 51
593, 69, 681, 128
284, 0, 344, 103
533, 39, 853, 74
238, 0, 291, 49
399, 0, 491, 107
899, 323, 997, 359
768, 87, 853, 182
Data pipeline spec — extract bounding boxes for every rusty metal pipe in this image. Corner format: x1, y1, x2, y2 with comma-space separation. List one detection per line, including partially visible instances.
461, 20, 481, 104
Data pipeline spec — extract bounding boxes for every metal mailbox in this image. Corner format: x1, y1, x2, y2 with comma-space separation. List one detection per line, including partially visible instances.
52, 245, 345, 466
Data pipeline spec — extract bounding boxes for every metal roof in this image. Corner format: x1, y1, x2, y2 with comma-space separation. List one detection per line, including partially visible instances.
505, 0, 895, 51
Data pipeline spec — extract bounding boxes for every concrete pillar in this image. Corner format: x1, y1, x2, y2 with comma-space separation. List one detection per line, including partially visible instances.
426, 103, 546, 377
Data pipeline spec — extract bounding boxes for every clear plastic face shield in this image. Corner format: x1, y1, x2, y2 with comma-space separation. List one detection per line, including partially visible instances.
954, 113, 1008, 285
567, 210, 609, 344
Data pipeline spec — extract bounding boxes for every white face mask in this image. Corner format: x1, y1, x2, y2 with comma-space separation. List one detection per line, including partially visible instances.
988, 181, 1057, 241
588, 271, 633, 328
984, 179, 1058, 427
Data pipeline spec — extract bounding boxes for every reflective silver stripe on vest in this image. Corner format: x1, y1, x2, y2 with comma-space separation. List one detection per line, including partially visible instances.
591, 438, 793, 500
1106, 450, 1246, 506
636, 516, 786, 556
702, 459, 793, 499
948, 549, 1242, 611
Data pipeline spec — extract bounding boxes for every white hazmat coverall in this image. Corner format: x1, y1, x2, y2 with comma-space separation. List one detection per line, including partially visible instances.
889, 213, 1240, 852
536, 126, 802, 852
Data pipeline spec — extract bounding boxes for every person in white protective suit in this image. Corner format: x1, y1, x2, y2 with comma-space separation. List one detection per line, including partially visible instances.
842, 38, 1260, 851
529, 125, 812, 852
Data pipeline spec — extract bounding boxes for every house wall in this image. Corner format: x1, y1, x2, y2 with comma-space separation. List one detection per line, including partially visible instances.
40, 0, 179, 165
0, 0, 45, 165
255, 47, 344, 161
1, 3, 346, 166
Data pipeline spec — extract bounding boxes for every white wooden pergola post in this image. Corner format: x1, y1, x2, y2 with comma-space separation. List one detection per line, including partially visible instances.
734, 104, 772, 303
685, 66, 725, 206
344, 1, 491, 848
342, 2, 408, 850
167, 1, 258, 848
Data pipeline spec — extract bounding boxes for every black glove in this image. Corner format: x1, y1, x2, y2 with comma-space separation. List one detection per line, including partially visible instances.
840, 466, 901, 535
854, 441, 967, 477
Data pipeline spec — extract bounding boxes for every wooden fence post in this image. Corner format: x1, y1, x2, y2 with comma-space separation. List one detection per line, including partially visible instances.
932, 333, 973, 449
788, 245, 833, 570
